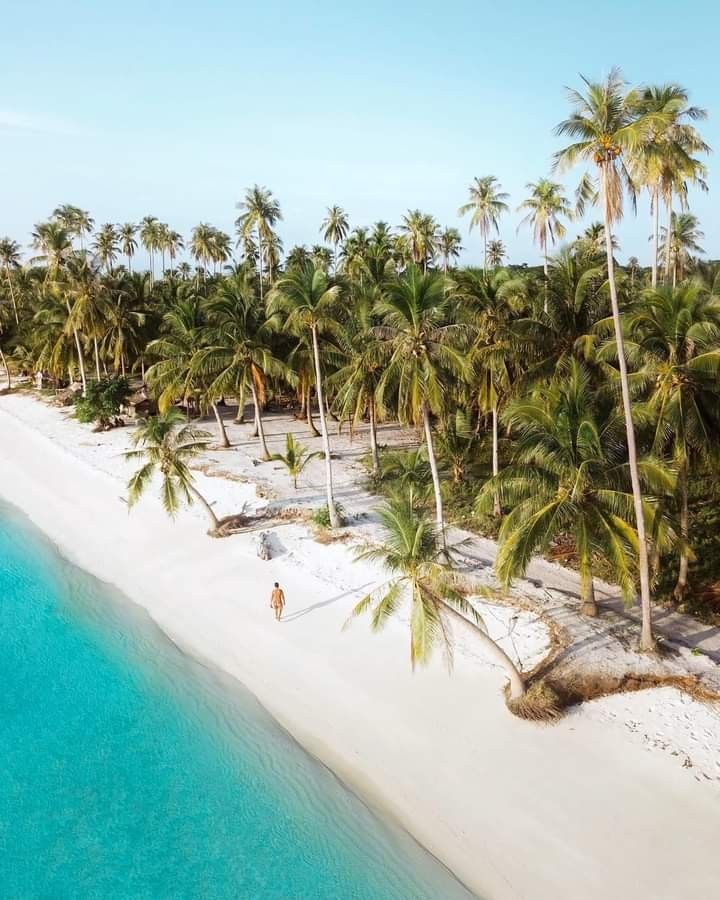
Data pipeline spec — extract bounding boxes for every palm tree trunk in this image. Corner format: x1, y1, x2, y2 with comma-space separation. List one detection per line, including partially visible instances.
128, 252, 133, 274
492, 403, 501, 517
257, 227, 264, 301
580, 568, 598, 617
664, 196, 672, 285
4, 265, 19, 325
369, 398, 380, 476
543, 243, 549, 314
422, 402, 445, 546
249, 379, 270, 460
601, 166, 654, 652
482, 232, 487, 274
0, 347, 11, 390
188, 483, 220, 533
93, 338, 101, 380
476, 628, 525, 699
673, 461, 690, 604
211, 403, 230, 448
306, 386, 320, 437
333, 239, 338, 277
651, 188, 659, 288
234, 382, 246, 423
65, 298, 87, 396
311, 325, 340, 528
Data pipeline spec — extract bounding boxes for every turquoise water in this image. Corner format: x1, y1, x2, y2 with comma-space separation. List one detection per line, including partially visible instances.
0, 500, 475, 900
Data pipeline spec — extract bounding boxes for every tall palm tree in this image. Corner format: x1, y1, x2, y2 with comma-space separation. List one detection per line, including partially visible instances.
235, 185, 282, 300
53, 205, 94, 251
320, 205, 349, 276
92, 223, 119, 272
349, 490, 526, 697
166, 230, 184, 275
125, 409, 220, 533
0, 237, 21, 324
268, 264, 342, 527
478, 360, 672, 616
458, 176, 509, 272
437, 227, 462, 273
376, 267, 467, 543
399, 210, 438, 272
659, 212, 704, 285
554, 67, 673, 650
211, 230, 232, 275
486, 240, 506, 269
624, 284, 720, 602
118, 223, 138, 273
140, 216, 160, 282
517, 178, 572, 285
190, 224, 216, 279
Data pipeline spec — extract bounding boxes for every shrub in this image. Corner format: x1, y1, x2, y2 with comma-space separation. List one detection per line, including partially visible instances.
75, 377, 130, 425
311, 503, 346, 529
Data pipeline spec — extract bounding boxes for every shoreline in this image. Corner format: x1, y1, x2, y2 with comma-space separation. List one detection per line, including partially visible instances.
2, 393, 720, 899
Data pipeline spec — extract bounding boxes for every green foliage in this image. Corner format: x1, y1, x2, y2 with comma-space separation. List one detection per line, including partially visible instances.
75, 377, 130, 424
270, 432, 322, 488
311, 503, 346, 529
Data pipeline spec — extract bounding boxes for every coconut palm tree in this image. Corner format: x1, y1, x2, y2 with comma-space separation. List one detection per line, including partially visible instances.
320, 205, 349, 276
190, 224, 216, 280
486, 240, 506, 269
623, 284, 720, 602
270, 433, 322, 489
659, 212, 704, 285
211, 230, 232, 275
53, 205, 94, 251
166, 230, 184, 275
517, 179, 572, 286
399, 210, 438, 272
437, 227, 463, 273
235, 185, 282, 300
478, 360, 672, 616
376, 267, 467, 543
458, 176, 509, 272
118, 223, 138, 273
553, 67, 673, 651
0, 237, 21, 324
348, 489, 525, 697
140, 216, 160, 282
125, 408, 220, 533
92, 223, 119, 272
268, 264, 342, 527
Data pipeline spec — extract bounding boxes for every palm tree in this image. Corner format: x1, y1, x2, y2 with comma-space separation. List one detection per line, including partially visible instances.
517, 178, 572, 287
554, 68, 673, 651
190, 224, 216, 279
140, 216, 160, 282
235, 185, 282, 300
268, 264, 342, 527
437, 227, 462, 273
376, 267, 467, 542
270, 433, 322, 489
166, 230, 184, 275
211, 230, 232, 275
399, 210, 438, 272
53, 205, 94, 251
320, 205, 349, 276
659, 212, 704, 285
118, 223, 138, 273
624, 284, 720, 602
0, 237, 21, 324
458, 176, 509, 272
125, 409, 220, 533
92, 223, 119, 272
478, 360, 671, 616
486, 240, 506, 269
348, 490, 525, 697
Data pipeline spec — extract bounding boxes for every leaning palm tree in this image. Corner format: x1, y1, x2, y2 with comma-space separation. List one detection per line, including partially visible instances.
478, 360, 672, 616
235, 185, 282, 300
270, 433, 322, 489
118, 223, 138, 273
376, 266, 467, 543
348, 490, 525, 698
0, 237, 22, 324
125, 408, 219, 533
320, 205, 349, 276
268, 264, 342, 527
458, 176, 509, 272
553, 68, 672, 651
623, 284, 720, 602
659, 212, 704, 285
517, 178, 572, 285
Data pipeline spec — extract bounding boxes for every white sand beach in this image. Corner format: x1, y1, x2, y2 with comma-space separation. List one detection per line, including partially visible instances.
1, 392, 719, 899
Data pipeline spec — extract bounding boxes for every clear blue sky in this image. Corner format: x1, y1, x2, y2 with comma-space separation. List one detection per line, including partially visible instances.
2, 0, 719, 267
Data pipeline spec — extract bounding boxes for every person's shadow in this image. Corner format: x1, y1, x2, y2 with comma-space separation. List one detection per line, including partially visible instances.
282, 583, 376, 623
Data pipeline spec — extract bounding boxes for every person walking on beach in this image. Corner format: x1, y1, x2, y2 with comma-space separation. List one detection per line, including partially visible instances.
270, 582, 285, 621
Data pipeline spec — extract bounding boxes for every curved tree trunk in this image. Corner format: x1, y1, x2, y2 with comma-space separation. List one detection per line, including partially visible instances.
188, 483, 220, 533
651, 188, 659, 289
306, 385, 320, 437
249, 379, 270, 460
492, 404, 501, 518
674, 461, 690, 604
580, 569, 598, 617
602, 166, 654, 652
211, 403, 230, 448
311, 325, 340, 528
422, 402, 445, 547
234, 382, 246, 424
368, 399, 380, 476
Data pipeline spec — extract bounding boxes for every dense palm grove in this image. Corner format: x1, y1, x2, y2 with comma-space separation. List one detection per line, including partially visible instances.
2, 71, 719, 652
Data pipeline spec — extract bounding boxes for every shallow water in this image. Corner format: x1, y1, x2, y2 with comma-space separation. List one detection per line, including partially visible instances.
0, 500, 475, 899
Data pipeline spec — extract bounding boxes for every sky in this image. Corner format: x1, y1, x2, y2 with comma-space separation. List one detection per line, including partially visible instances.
2, 0, 719, 269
